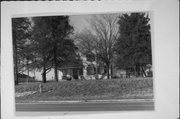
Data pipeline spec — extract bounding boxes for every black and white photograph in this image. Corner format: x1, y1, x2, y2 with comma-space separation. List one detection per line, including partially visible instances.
1, 1, 179, 119
13, 12, 154, 112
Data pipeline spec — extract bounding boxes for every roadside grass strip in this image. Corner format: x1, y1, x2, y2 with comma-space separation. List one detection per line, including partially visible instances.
15, 78, 153, 102
16, 91, 37, 98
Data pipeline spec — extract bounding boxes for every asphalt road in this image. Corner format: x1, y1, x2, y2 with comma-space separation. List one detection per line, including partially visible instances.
16, 101, 154, 112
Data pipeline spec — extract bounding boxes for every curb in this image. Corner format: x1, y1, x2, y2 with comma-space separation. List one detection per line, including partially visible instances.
16, 99, 154, 104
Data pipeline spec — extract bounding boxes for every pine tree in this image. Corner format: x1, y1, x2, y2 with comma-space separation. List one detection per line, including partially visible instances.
32, 16, 77, 82
49, 16, 74, 82
115, 13, 152, 77
32, 17, 53, 83
12, 17, 32, 85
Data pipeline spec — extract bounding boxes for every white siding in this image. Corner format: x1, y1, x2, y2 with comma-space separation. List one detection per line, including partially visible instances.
27, 69, 63, 81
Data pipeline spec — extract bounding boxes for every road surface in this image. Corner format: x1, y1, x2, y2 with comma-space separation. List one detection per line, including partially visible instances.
16, 101, 154, 112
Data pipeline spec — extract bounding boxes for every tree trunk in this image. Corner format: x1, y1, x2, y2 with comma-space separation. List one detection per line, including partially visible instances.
27, 59, 29, 84
34, 70, 36, 80
110, 64, 113, 79
14, 41, 18, 85
136, 63, 141, 77
133, 65, 137, 76
14, 62, 18, 85
54, 44, 59, 82
54, 65, 58, 82
14, 60, 18, 85
95, 52, 98, 80
42, 64, 47, 83
141, 65, 147, 77
107, 64, 110, 79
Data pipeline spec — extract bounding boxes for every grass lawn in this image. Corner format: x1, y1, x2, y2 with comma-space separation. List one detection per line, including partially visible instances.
15, 78, 154, 103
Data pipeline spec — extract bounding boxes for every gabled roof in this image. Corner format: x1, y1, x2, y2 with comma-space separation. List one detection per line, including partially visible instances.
58, 61, 83, 70
17, 73, 33, 78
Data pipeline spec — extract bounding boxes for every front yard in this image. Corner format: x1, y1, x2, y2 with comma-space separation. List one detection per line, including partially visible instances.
15, 78, 154, 103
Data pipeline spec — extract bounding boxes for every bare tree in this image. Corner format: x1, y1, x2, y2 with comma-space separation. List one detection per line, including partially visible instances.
76, 14, 119, 79
75, 29, 97, 55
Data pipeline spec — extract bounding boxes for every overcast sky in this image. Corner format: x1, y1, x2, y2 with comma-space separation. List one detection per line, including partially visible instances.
69, 13, 122, 33
69, 14, 91, 33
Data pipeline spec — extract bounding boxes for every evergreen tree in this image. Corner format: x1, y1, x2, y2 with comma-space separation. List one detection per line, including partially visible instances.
12, 17, 32, 85
32, 17, 53, 83
32, 16, 77, 82
49, 16, 74, 82
115, 13, 152, 76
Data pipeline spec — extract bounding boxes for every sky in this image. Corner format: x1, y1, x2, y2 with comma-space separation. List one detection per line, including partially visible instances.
69, 13, 121, 33
69, 14, 91, 33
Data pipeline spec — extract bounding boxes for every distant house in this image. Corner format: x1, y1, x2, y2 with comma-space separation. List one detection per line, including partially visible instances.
17, 73, 35, 82
55, 52, 107, 80
58, 64, 83, 80
80, 53, 107, 80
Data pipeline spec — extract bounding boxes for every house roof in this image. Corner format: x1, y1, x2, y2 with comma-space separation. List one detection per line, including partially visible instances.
58, 64, 83, 70
17, 73, 33, 78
